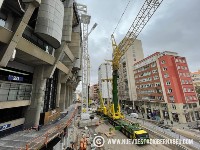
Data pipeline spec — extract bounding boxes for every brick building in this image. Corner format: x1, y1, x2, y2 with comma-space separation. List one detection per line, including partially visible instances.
89, 84, 99, 101
134, 51, 199, 123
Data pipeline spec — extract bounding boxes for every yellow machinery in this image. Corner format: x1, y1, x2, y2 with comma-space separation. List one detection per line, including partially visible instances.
97, 90, 107, 116
107, 0, 164, 120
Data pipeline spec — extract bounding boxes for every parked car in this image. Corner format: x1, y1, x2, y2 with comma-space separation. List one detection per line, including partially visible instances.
129, 113, 139, 119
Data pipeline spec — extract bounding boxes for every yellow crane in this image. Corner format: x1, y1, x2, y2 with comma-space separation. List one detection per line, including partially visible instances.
97, 89, 107, 116
108, 0, 164, 120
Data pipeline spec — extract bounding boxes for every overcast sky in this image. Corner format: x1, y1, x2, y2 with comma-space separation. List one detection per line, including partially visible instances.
76, 0, 200, 88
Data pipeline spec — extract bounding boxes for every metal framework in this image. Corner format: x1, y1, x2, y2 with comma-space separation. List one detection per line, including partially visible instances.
112, 0, 164, 70
77, 3, 90, 113
110, 0, 164, 115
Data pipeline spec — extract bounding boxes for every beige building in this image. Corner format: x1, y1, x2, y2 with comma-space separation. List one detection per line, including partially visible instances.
191, 70, 200, 87
89, 84, 99, 101
118, 39, 144, 109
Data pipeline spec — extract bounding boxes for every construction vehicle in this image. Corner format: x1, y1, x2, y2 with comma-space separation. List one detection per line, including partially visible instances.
96, 0, 163, 143
107, 0, 164, 120
96, 90, 107, 116
109, 119, 149, 143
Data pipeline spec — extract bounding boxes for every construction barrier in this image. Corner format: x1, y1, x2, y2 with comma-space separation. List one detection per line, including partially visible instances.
18, 105, 78, 150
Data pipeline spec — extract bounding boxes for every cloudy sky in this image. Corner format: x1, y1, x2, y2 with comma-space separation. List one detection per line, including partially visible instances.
77, 0, 200, 87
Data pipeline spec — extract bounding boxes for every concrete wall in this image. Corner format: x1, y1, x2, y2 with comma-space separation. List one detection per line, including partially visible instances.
0, 0, 81, 130
35, 0, 64, 48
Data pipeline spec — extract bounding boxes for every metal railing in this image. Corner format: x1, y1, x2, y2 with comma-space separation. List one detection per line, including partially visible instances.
18, 105, 78, 150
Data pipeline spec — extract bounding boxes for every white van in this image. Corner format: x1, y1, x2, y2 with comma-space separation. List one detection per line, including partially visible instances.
130, 113, 139, 119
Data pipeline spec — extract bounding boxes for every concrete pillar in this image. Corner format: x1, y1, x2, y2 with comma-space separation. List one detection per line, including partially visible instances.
56, 71, 61, 108
60, 83, 66, 112
65, 85, 69, 109
69, 87, 72, 105
24, 66, 47, 128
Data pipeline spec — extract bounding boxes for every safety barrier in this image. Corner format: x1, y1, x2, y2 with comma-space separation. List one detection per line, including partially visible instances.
18, 105, 78, 150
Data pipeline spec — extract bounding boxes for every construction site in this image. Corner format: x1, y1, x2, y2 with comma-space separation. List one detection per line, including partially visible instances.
0, 0, 200, 150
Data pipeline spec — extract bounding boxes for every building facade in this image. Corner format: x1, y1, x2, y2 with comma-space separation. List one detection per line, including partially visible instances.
134, 51, 199, 123
118, 39, 144, 109
0, 0, 82, 133
191, 70, 200, 87
98, 62, 112, 104
89, 84, 99, 101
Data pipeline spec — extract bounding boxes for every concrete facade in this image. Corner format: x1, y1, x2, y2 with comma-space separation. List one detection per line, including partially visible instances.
0, 0, 82, 131
118, 39, 144, 109
98, 62, 112, 104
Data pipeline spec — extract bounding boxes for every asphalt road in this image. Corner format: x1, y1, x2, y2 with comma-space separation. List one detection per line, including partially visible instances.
126, 115, 200, 150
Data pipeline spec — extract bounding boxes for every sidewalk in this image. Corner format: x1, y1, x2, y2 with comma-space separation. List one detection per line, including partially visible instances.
135, 112, 200, 142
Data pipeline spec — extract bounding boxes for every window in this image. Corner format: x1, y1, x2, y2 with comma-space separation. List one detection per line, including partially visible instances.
175, 59, 179, 62
155, 82, 161, 87
177, 66, 181, 70
164, 73, 169, 78
169, 96, 175, 103
179, 72, 182, 76
161, 60, 165, 64
166, 81, 171, 85
183, 88, 187, 92
163, 67, 167, 71
151, 63, 156, 67
182, 80, 185, 84
154, 76, 159, 80
152, 70, 157, 74
172, 104, 176, 109
168, 88, 173, 93
185, 80, 188, 84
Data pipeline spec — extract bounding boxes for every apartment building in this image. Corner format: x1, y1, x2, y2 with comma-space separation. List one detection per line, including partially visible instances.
89, 84, 99, 101
118, 39, 144, 109
98, 63, 112, 104
191, 70, 200, 87
0, 0, 82, 133
134, 51, 199, 123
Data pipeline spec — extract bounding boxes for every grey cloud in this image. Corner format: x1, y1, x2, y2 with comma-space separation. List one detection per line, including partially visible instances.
77, 0, 200, 85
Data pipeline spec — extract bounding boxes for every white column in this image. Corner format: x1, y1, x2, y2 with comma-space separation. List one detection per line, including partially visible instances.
60, 83, 66, 112
24, 66, 47, 128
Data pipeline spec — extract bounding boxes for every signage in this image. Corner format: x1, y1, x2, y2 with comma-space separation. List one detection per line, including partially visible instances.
8, 75, 23, 82
0, 123, 11, 131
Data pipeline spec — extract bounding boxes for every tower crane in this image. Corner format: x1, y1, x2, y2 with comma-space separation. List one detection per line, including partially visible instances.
108, 0, 164, 120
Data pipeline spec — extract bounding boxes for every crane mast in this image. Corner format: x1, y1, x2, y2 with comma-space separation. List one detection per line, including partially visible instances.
111, 0, 164, 118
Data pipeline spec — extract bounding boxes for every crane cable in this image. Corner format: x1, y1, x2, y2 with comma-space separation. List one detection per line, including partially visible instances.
112, 0, 132, 35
